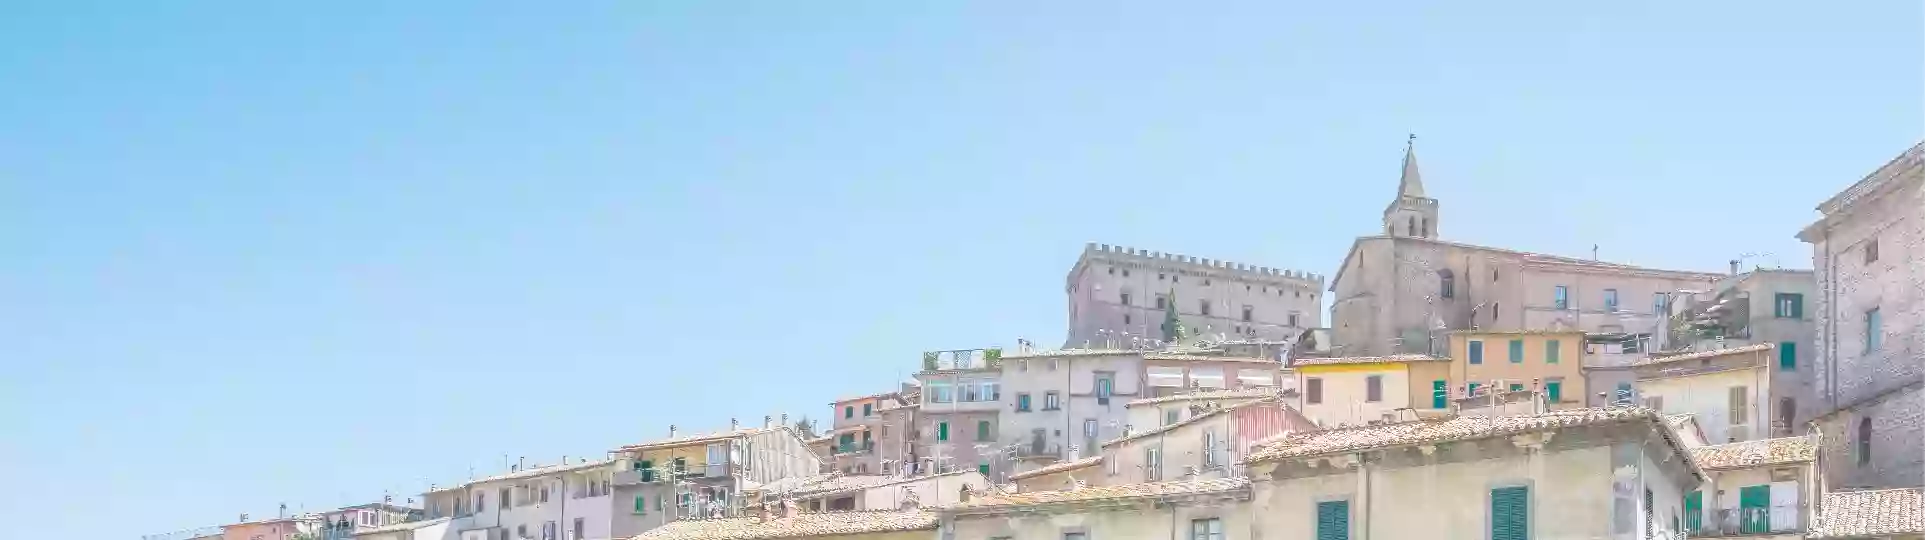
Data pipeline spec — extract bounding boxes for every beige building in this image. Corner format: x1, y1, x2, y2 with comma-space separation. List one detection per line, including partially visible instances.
1098, 398, 1315, 486
1446, 330, 1587, 409
1684, 436, 1819, 538
1633, 343, 1778, 442
946, 477, 1254, 540
632, 507, 937, 540
1668, 269, 1818, 429
1291, 355, 1452, 427
772, 470, 984, 512
1797, 140, 1924, 491
1124, 386, 1280, 429
1063, 243, 1324, 349
606, 422, 820, 537
1808, 488, 1925, 539
350, 518, 450, 540
1007, 456, 1105, 493
1330, 143, 1724, 357
827, 392, 908, 475
1244, 407, 1704, 540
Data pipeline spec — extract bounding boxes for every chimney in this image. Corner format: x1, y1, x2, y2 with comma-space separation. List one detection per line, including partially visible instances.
1729, 260, 1741, 276
780, 413, 789, 428
764, 415, 774, 428
240, 514, 249, 523
669, 424, 679, 439
518, 456, 526, 471
278, 503, 287, 518
731, 417, 740, 432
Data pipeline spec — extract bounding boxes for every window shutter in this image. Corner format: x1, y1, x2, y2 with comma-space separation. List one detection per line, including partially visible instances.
1469, 341, 1484, 364
1316, 500, 1349, 540
1508, 340, 1525, 363
1545, 340, 1560, 364
938, 422, 949, 441
1729, 386, 1749, 426
1684, 491, 1703, 533
1546, 381, 1562, 403
1491, 486, 1529, 540
1780, 342, 1797, 370
1432, 380, 1448, 409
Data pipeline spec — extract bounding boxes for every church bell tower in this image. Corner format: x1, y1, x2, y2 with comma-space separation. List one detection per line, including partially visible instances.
1383, 135, 1439, 239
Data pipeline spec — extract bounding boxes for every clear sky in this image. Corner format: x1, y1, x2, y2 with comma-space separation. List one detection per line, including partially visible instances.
0, 1, 1917, 536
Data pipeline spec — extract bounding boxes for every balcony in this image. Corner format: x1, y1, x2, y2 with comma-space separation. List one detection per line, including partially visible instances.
834, 441, 874, 456
1690, 507, 1800, 537
1015, 444, 1062, 461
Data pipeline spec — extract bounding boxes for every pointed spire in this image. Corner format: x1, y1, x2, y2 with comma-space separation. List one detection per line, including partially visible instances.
1398, 134, 1426, 198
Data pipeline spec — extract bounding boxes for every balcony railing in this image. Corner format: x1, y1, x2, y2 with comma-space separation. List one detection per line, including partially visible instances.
1691, 507, 1799, 536
1015, 444, 1062, 460
835, 441, 874, 455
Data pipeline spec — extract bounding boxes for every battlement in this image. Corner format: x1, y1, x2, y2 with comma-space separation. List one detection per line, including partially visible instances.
1080, 242, 1324, 284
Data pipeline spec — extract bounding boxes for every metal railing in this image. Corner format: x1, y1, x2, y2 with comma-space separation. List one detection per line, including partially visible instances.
1693, 507, 1799, 536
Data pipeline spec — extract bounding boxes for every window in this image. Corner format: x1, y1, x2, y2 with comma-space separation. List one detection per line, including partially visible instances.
1603, 288, 1619, 311
1644, 489, 1655, 539
1865, 238, 1879, 263
1780, 397, 1796, 434
632, 495, 645, 514
1016, 393, 1032, 412
539, 485, 550, 503
501, 488, 511, 509
1165, 408, 1181, 426
1365, 375, 1383, 402
637, 460, 654, 482
1546, 380, 1563, 403
1779, 342, 1797, 371
1553, 286, 1569, 310
1614, 382, 1633, 403
928, 383, 954, 403
1200, 300, 1211, 316
1191, 518, 1224, 540
1159, 273, 1166, 281
1490, 486, 1529, 540
1654, 293, 1668, 315
976, 420, 993, 441
1508, 339, 1524, 363
573, 518, 584, 540
982, 381, 1000, 401
1095, 373, 1114, 405
1775, 293, 1803, 319
1289, 312, 1301, 327
1438, 269, 1455, 298
1203, 428, 1219, 467
1064, 533, 1088, 540
863, 403, 873, 416
1145, 447, 1162, 480
1509, 383, 1525, 392
1422, 217, 1430, 237
1469, 340, 1484, 364
1173, 275, 1179, 283
517, 525, 527, 539
1858, 417, 1873, 465
937, 422, 949, 441
844, 406, 854, 419
1124, 314, 1132, 325
1242, 305, 1254, 322
1306, 377, 1323, 404
1122, 269, 1129, 277
1492, 302, 1500, 322
1044, 391, 1062, 410
1155, 294, 1167, 309
1866, 308, 1882, 352
1685, 491, 1703, 533
1432, 380, 1448, 408
1120, 291, 1132, 306
1729, 386, 1748, 425
1316, 500, 1350, 540
543, 521, 557, 540
1545, 340, 1560, 364
1491, 269, 1499, 282
962, 383, 980, 402
1468, 382, 1482, 397
1645, 395, 1664, 410
1408, 216, 1416, 236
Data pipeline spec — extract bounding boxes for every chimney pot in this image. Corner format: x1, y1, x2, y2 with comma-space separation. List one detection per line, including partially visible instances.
731, 417, 740, 432
1729, 260, 1741, 275
669, 424, 678, 438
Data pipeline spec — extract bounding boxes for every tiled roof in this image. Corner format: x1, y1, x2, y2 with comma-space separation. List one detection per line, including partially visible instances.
1810, 488, 1925, 538
1126, 387, 1282, 408
431, 459, 615, 492
784, 470, 980, 499
1104, 398, 1276, 448
949, 477, 1250, 511
616, 427, 788, 452
1292, 354, 1446, 367
631, 509, 939, 540
1688, 437, 1816, 470
831, 391, 899, 405
1663, 413, 1694, 428
1142, 353, 1275, 364
1633, 343, 1775, 367
1007, 456, 1103, 481
1245, 407, 1677, 463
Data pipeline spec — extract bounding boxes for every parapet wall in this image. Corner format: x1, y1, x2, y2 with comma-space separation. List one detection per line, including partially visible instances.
1080, 242, 1324, 286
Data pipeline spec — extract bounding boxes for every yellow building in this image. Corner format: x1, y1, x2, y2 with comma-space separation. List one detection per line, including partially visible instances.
1291, 355, 1451, 427
1447, 330, 1588, 409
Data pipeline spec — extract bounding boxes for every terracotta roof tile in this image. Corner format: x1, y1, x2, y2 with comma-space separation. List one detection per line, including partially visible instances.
1810, 488, 1925, 538
1245, 407, 1674, 463
630, 509, 939, 540
1633, 343, 1775, 367
1688, 436, 1816, 470
1292, 354, 1446, 367
1007, 456, 1103, 481
948, 477, 1249, 510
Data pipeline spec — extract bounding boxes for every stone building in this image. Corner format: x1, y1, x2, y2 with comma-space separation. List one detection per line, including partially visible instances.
1632, 344, 1779, 442
1063, 243, 1324, 349
606, 422, 820, 538
1796, 140, 1924, 490
1666, 269, 1818, 430
1330, 143, 1725, 357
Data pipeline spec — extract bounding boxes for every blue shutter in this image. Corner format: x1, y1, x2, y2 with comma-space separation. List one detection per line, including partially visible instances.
1469, 341, 1484, 364
1545, 340, 1560, 364
1316, 500, 1349, 540
1491, 486, 1529, 540
1508, 340, 1525, 363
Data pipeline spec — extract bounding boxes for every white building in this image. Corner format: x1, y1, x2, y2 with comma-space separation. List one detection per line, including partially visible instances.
1633, 344, 1777, 443
1684, 436, 1819, 538
421, 459, 616, 540
352, 518, 453, 540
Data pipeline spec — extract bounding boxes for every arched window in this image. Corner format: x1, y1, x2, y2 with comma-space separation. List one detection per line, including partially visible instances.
1858, 417, 1873, 465
1438, 269, 1455, 299
1421, 217, 1430, 237
1408, 216, 1416, 237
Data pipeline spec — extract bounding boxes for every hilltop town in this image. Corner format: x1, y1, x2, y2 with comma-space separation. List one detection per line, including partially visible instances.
159, 141, 1923, 540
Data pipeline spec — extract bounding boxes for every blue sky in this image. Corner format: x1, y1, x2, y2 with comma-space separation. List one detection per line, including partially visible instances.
0, 1, 1917, 536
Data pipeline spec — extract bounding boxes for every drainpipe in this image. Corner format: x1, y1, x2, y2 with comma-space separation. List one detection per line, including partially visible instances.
1355, 453, 1371, 540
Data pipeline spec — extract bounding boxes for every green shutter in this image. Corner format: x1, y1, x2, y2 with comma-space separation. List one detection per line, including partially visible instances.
1684, 491, 1703, 533
1491, 486, 1529, 540
845, 406, 854, 418
977, 421, 991, 441
1469, 382, 1482, 396
1546, 381, 1562, 403
1432, 380, 1448, 409
1545, 340, 1560, 364
1316, 500, 1349, 540
638, 460, 654, 482
634, 495, 646, 514
1740, 485, 1771, 534
1469, 341, 1483, 364
1780, 342, 1797, 370
938, 422, 948, 441
978, 463, 990, 475
1508, 340, 1525, 363
863, 403, 872, 416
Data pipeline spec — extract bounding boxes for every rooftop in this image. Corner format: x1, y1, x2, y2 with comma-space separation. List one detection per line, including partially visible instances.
1003, 348, 1138, 359
615, 427, 788, 453
1292, 354, 1446, 367
783, 470, 980, 499
1449, 329, 1588, 336
1331, 235, 1725, 291
428, 459, 616, 493
1141, 353, 1275, 364
630, 509, 939, 540
350, 517, 450, 537
1810, 488, 1925, 538
1633, 343, 1775, 367
1244, 407, 1689, 468
1007, 456, 1104, 481
1126, 387, 1283, 408
1688, 436, 1817, 470
1105, 398, 1279, 448
948, 477, 1250, 511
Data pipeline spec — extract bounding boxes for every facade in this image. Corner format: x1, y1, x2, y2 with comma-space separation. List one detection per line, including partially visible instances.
351, 518, 451, 540
222, 516, 321, 540
912, 353, 1003, 479
1063, 243, 1323, 349
1098, 398, 1314, 485
1668, 269, 1819, 432
1244, 407, 1705, 540
1330, 143, 1724, 357
1292, 355, 1452, 427
420, 459, 616, 540
946, 477, 1253, 540
1797, 140, 1925, 490
1007, 456, 1105, 492
632, 507, 938, 540
1124, 386, 1280, 429
1684, 436, 1819, 538
321, 503, 423, 540
1446, 330, 1588, 409
780, 470, 985, 512
607, 424, 819, 537
1583, 333, 1645, 407
1633, 344, 1778, 442
827, 392, 909, 475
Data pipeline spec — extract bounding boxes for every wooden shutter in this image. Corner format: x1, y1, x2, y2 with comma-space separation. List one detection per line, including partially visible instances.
1469, 341, 1484, 364
1316, 500, 1349, 540
1432, 380, 1448, 408
1508, 340, 1525, 363
1684, 491, 1703, 533
1491, 486, 1529, 540
1729, 386, 1749, 426
1546, 381, 1562, 403
938, 422, 949, 441
1545, 340, 1560, 363
1780, 342, 1797, 370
